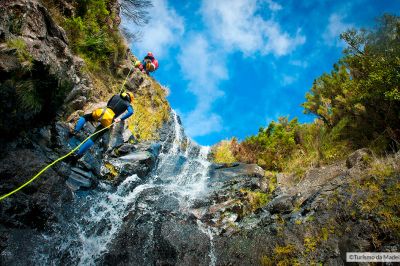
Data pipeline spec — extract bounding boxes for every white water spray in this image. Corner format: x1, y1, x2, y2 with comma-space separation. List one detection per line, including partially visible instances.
38, 110, 214, 264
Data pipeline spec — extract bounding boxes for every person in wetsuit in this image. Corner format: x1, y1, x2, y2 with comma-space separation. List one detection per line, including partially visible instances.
70, 91, 134, 159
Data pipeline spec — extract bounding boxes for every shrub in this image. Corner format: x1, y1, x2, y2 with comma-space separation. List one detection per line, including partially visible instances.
303, 14, 400, 151
63, 0, 126, 71
128, 81, 170, 140
211, 139, 236, 164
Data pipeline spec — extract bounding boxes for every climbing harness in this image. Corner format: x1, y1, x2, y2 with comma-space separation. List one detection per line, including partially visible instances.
0, 62, 137, 202
0, 122, 117, 202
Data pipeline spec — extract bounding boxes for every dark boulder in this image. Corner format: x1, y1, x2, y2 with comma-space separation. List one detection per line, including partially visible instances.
265, 194, 294, 214
346, 148, 372, 169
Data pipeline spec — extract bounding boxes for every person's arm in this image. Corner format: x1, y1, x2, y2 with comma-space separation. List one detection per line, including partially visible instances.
117, 105, 134, 122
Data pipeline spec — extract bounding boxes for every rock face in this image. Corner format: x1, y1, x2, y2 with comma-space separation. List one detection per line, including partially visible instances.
0, 0, 165, 263
0, 0, 90, 138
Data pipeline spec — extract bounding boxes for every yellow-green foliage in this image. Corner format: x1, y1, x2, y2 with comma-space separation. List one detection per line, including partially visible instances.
357, 156, 400, 237
303, 237, 317, 253
274, 244, 296, 256
368, 158, 395, 178
6, 38, 33, 70
321, 226, 335, 241
104, 162, 118, 180
240, 189, 270, 213
233, 116, 351, 175
265, 171, 277, 193
303, 15, 400, 149
212, 139, 236, 164
128, 81, 170, 141
261, 244, 300, 266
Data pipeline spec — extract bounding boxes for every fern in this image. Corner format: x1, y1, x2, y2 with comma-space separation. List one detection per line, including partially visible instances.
15, 80, 42, 115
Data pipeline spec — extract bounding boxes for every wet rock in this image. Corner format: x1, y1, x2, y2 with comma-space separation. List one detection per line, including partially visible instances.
0, 45, 20, 72
266, 195, 294, 214
0, 147, 72, 236
209, 163, 264, 180
134, 142, 161, 156
71, 167, 94, 179
122, 127, 134, 143
104, 205, 212, 266
107, 122, 126, 151
346, 148, 372, 169
66, 173, 92, 191
212, 162, 240, 169
101, 150, 155, 184
114, 143, 136, 156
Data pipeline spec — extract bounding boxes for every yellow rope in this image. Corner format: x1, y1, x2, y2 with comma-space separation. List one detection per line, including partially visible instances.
0, 62, 136, 202
119, 65, 134, 93
0, 122, 116, 202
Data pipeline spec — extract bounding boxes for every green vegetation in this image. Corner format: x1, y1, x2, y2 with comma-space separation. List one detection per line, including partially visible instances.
261, 244, 299, 266
63, 0, 126, 71
8, 13, 23, 35
240, 189, 270, 213
356, 156, 400, 238
104, 162, 119, 180
14, 80, 42, 115
6, 38, 33, 70
303, 14, 400, 152
39, 0, 169, 139
212, 14, 400, 175
128, 81, 170, 141
211, 139, 237, 164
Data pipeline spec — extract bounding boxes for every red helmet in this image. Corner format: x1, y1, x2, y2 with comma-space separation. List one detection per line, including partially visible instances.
147, 52, 154, 57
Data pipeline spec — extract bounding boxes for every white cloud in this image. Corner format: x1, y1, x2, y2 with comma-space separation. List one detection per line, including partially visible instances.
201, 0, 305, 56
323, 13, 353, 46
263, 24, 306, 56
124, 0, 306, 140
264, 0, 282, 11
178, 35, 228, 137
289, 60, 308, 68
282, 74, 297, 86
124, 0, 184, 59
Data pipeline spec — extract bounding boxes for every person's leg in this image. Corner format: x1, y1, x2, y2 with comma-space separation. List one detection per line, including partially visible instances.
75, 125, 107, 156
74, 113, 93, 133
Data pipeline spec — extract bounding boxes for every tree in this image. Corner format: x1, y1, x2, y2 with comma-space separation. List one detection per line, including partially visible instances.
119, 0, 152, 26
303, 14, 400, 150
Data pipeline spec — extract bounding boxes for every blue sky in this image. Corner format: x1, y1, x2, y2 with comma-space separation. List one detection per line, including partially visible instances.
123, 0, 400, 146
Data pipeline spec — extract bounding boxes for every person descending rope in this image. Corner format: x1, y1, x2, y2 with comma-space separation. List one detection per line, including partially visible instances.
135, 52, 159, 75
69, 91, 135, 162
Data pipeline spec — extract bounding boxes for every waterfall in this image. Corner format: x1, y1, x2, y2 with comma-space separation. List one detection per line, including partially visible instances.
37, 111, 215, 265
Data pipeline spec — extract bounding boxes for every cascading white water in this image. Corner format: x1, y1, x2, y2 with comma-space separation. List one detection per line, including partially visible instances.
38, 110, 215, 265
